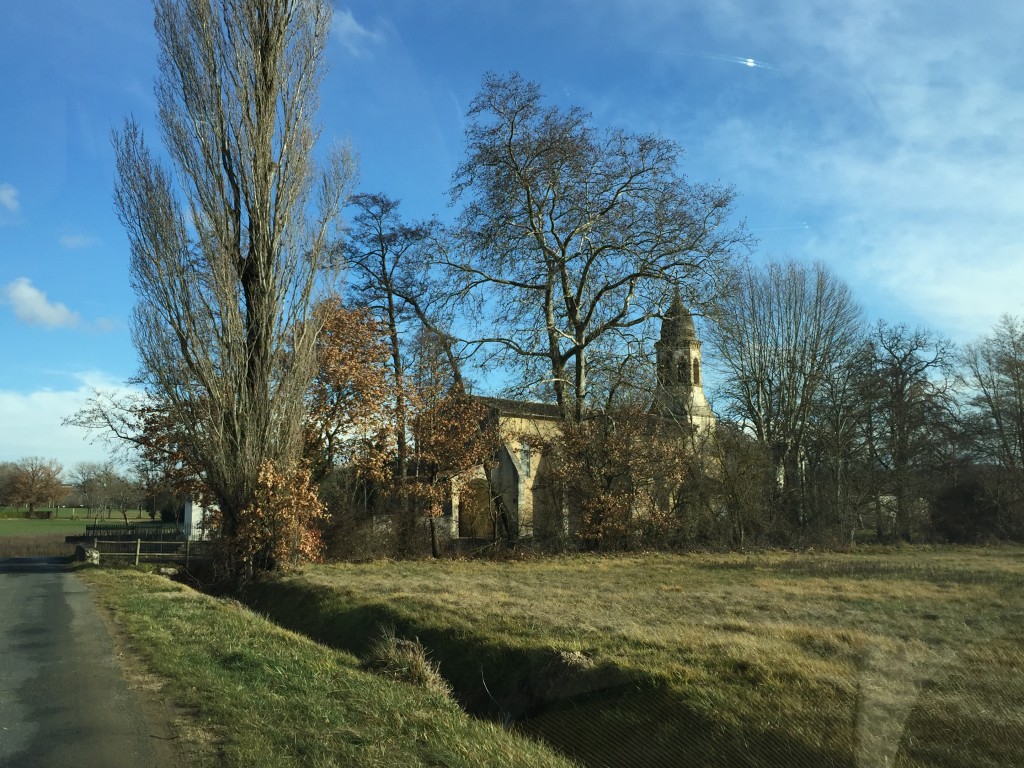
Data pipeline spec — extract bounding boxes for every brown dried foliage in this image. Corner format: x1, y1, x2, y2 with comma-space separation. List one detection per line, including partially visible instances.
305, 298, 393, 482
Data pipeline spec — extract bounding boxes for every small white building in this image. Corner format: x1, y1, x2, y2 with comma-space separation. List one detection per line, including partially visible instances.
182, 499, 211, 540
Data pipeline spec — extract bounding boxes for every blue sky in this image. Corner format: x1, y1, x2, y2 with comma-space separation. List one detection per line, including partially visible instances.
2, 0, 1022, 471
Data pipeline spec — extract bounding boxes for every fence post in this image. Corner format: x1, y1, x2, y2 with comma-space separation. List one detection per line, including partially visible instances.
135, 538, 141, 566
185, 539, 191, 570
93, 537, 97, 549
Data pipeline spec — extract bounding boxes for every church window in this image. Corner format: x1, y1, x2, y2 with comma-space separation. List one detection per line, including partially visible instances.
520, 444, 531, 477
692, 358, 701, 386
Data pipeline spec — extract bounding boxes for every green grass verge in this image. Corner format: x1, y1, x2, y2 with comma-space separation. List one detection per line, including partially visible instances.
244, 548, 1024, 768
79, 569, 577, 768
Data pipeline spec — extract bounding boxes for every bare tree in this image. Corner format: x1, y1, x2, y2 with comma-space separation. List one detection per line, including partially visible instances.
109, 0, 354, 576
860, 322, 956, 541
405, 330, 497, 557
104, 470, 141, 523
449, 72, 746, 422
706, 259, 864, 528
962, 315, 1024, 476
0, 462, 17, 507
686, 421, 779, 547
343, 193, 466, 482
959, 314, 1024, 535
70, 461, 109, 516
802, 352, 875, 541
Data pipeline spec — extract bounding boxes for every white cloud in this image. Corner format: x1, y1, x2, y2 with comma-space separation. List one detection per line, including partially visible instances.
58, 234, 98, 249
72, 370, 129, 391
0, 182, 19, 213
2, 277, 81, 329
333, 8, 384, 57
685, 0, 1024, 341
0, 373, 140, 471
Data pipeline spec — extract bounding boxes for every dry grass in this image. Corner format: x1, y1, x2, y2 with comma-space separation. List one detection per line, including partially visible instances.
245, 547, 1024, 767
362, 625, 454, 699
0, 536, 71, 557
0, 533, 79, 558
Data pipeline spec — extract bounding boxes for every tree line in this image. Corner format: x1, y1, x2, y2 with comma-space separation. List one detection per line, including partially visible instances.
700, 263, 1024, 547
68, 0, 1018, 581
0, 458, 152, 519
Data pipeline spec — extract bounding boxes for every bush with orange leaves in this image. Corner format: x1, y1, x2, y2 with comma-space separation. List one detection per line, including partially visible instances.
223, 459, 327, 573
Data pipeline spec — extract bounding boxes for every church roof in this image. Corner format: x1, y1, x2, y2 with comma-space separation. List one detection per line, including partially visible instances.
660, 290, 697, 344
475, 396, 564, 421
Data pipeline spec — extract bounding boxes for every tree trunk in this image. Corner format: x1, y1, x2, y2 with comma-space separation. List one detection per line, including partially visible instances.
429, 515, 440, 559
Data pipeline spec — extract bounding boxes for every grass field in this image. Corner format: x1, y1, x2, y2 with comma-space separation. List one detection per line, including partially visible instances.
80, 569, 575, 768
0, 506, 150, 520
0, 515, 169, 557
242, 548, 1024, 768
0, 519, 91, 557
0, 519, 90, 536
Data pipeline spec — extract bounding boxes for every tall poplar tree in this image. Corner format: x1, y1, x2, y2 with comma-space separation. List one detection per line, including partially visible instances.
112, 0, 354, 576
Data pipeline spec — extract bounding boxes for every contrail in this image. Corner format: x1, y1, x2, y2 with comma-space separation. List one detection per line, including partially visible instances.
694, 51, 777, 70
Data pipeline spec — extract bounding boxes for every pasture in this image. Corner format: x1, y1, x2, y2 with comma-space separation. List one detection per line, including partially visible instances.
0, 510, 157, 557
245, 547, 1024, 767
0, 506, 150, 520
0, 518, 89, 557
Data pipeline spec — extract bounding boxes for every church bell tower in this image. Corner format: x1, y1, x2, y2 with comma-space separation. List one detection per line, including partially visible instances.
654, 291, 712, 429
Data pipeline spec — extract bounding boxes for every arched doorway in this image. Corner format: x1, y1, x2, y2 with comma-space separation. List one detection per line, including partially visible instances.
458, 478, 494, 538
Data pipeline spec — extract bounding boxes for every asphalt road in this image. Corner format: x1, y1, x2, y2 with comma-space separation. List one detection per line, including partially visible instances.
0, 558, 181, 768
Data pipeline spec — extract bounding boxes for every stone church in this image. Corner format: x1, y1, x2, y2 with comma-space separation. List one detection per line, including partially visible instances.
437, 292, 714, 541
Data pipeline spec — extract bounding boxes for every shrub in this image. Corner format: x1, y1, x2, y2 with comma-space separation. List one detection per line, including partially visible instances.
931, 479, 1000, 543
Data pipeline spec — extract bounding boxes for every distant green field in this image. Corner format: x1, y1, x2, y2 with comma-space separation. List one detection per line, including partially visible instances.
0, 506, 148, 520
0, 519, 90, 537
0, 519, 86, 557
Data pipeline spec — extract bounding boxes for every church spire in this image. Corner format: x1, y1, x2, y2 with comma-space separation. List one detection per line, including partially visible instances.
653, 290, 711, 428
661, 289, 697, 347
